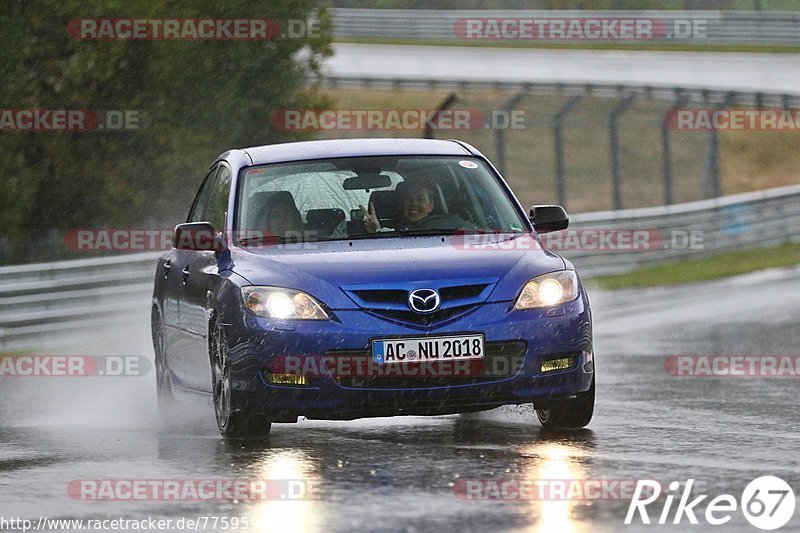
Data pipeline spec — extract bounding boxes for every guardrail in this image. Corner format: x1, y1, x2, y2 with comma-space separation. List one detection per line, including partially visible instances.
0, 253, 158, 350
2, 185, 799, 350
331, 8, 800, 46
567, 183, 800, 275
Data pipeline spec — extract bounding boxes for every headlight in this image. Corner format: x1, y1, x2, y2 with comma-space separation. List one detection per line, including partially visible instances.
242, 287, 330, 320
513, 271, 579, 310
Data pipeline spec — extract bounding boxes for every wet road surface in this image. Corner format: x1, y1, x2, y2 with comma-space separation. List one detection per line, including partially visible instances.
327, 43, 800, 94
2, 267, 799, 532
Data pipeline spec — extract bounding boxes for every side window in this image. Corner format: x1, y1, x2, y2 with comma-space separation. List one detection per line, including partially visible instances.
188, 164, 231, 230
205, 166, 232, 231
188, 165, 219, 223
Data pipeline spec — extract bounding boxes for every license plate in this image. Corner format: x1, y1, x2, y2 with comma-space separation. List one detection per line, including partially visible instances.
372, 334, 485, 364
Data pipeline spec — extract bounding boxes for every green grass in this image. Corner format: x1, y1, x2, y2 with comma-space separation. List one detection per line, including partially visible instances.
334, 37, 800, 54
590, 241, 800, 289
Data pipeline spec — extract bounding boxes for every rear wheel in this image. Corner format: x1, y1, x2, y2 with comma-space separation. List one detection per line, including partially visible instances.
210, 317, 271, 438
536, 377, 595, 430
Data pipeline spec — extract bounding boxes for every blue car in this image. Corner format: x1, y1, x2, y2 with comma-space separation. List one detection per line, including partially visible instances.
151, 138, 594, 437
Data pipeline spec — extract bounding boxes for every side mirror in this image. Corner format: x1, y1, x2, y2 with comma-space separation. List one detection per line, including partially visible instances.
529, 205, 569, 233
172, 222, 221, 251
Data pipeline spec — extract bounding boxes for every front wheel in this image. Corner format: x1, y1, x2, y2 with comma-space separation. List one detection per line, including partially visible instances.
210, 318, 271, 438
152, 315, 177, 418
536, 377, 595, 430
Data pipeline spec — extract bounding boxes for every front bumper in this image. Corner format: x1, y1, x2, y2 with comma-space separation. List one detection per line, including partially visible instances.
224, 296, 593, 421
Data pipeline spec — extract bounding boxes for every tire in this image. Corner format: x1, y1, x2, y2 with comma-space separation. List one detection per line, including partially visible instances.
210, 317, 272, 438
152, 312, 178, 418
536, 377, 595, 430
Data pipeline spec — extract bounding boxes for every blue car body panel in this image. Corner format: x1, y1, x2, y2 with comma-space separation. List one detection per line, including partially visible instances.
152, 138, 593, 422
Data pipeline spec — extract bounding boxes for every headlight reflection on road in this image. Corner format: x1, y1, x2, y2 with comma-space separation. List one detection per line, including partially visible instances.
249, 450, 320, 533
525, 443, 591, 533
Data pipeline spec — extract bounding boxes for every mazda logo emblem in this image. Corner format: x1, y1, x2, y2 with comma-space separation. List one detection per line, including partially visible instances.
408, 288, 441, 314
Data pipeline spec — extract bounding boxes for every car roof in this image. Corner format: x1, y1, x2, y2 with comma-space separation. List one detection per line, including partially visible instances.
236, 138, 477, 166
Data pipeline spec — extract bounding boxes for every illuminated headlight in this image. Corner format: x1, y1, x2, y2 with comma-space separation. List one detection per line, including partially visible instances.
242, 287, 330, 320
513, 271, 579, 310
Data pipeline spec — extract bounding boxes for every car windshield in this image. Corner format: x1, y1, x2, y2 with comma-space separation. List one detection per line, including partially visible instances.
235, 156, 528, 244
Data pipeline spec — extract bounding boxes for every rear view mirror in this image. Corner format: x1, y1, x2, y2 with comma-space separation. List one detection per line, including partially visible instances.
172, 222, 221, 251
343, 173, 392, 191
529, 205, 569, 233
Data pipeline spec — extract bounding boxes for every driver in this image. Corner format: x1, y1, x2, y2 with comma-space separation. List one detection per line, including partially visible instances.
362, 183, 432, 232
361, 181, 472, 233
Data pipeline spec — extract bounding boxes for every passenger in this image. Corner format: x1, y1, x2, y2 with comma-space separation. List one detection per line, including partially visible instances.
261, 192, 302, 238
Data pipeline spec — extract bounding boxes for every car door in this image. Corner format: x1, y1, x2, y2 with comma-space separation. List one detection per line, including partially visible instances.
178, 163, 232, 391
156, 246, 181, 372
168, 164, 220, 388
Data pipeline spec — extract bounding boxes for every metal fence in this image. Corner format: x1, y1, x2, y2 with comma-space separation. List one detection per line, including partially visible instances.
321, 76, 800, 212
331, 8, 800, 45
2, 184, 799, 350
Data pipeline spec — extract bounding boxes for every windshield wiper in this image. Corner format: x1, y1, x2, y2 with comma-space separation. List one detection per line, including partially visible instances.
393, 228, 519, 237
345, 230, 402, 240
237, 235, 279, 246
237, 235, 315, 246
343, 228, 527, 240
238, 235, 342, 246
345, 229, 469, 240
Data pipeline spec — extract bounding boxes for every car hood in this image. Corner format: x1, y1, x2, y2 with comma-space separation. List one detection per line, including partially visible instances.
230, 234, 566, 310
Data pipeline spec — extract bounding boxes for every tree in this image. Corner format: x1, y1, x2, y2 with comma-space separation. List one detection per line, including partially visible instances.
0, 0, 331, 250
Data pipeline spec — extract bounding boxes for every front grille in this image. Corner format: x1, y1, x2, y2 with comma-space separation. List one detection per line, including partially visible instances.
439, 284, 489, 300
343, 280, 496, 326
331, 340, 527, 389
351, 289, 408, 306
367, 305, 473, 326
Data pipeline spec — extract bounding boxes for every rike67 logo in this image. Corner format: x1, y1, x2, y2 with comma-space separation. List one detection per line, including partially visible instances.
626, 477, 795, 530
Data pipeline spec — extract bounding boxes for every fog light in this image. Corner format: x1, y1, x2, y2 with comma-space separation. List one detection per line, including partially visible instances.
265, 373, 308, 386
540, 356, 575, 373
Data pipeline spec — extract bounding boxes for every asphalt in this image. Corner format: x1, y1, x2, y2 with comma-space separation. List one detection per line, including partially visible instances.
2, 266, 799, 532
327, 43, 800, 94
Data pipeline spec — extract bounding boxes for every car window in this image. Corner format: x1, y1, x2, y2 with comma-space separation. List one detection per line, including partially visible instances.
205, 165, 232, 231
188, 164, 231, 230
188, 165, 219, 224
245, 170, 401, 225
236, 156, 528, 243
